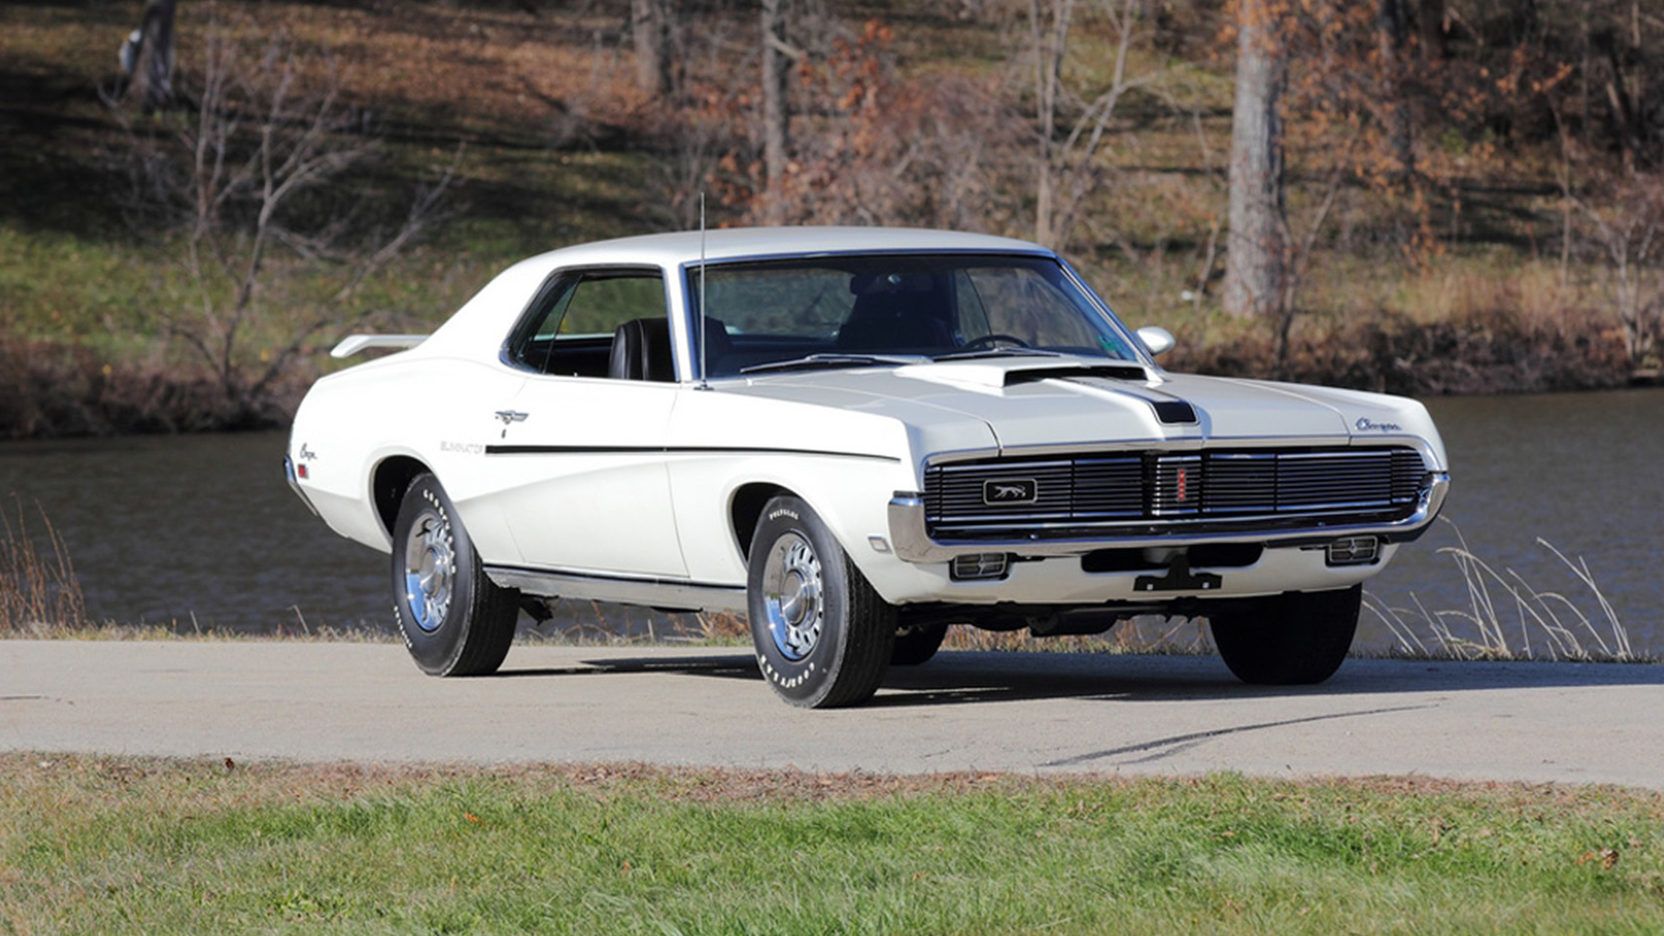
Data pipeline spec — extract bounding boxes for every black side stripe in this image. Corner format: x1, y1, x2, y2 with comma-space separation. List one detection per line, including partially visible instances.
484, 444, 900, 461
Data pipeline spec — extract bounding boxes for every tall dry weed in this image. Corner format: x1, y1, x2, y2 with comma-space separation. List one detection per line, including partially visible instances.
1364, 518, 1635, 661
0, 499, 86, 632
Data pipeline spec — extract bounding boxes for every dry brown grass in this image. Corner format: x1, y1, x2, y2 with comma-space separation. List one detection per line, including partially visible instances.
11, 751, 1658, 810
942, 615, 1212, 655
1364, 519, 1639, 662
0, 498, 84, 633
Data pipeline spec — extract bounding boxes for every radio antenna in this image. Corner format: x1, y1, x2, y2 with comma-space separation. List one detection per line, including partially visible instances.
697, 190, 710, 390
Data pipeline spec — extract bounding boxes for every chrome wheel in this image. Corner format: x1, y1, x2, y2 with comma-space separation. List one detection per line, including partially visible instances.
403, 510, 456, 632
763, 532, 823, 661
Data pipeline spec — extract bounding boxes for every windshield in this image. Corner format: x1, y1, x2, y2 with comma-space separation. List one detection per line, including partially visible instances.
688, 253, 1138, 378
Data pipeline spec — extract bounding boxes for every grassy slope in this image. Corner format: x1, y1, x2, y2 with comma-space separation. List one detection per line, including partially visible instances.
4, 755, 1663, 933
0, 1, 654, 360
1, 1, 1611, 351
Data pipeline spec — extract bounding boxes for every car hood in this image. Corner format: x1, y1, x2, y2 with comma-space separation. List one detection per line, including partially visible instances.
726, 358, 1444, 465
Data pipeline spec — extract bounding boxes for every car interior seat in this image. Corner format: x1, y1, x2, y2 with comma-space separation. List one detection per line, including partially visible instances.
609, 317, 676, 381
836, 273, 954, 351
608, 317, 734, 382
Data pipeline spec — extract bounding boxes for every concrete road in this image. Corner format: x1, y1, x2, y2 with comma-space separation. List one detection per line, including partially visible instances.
3, 640, 1661, 788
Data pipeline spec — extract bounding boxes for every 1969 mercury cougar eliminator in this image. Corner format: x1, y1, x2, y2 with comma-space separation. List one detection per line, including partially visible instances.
286, 227, 1449, 708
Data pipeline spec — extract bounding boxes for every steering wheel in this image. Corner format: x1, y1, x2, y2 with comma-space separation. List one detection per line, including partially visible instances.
958, 333, 1032, 352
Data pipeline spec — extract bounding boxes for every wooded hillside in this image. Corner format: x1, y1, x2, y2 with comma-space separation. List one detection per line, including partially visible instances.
1, 0, 1658, 436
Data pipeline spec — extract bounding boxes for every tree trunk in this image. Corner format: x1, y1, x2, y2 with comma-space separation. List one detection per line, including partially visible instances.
760, 0, 790, 225
1223, 0, 1286, 319
1418, 0, 1446, 59
1030, 0, 1071, 248
129, 0, 177, 111
1377, 0, 1414, 183
631, 0, 672, 98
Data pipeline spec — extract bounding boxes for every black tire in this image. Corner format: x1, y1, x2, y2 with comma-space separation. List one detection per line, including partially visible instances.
747, 495, 895, 708
891, 622, 948, 666
1208, 585, 1361, 685
391, 473, 519, 677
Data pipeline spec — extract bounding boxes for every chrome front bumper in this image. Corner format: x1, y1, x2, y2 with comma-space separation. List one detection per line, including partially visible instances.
886, 471, 1450, 563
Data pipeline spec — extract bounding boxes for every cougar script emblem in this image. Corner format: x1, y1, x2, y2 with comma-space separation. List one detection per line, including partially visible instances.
983, 479, 1038, 506
1355, 417, 1402, 433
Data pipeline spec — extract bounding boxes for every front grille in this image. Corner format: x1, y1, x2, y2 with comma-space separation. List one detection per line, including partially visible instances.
923, 446, 1427, 537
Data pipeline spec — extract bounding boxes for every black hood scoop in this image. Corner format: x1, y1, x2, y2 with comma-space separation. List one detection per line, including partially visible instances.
1001, 364, 1150, 386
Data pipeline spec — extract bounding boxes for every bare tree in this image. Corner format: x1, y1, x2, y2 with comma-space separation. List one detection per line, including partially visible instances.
1223, 0, 1287, 319
631, 0, 673, 98
1575, 173, 1664, 367
107, 28, 455, 419
643, 13, 753, 228
759, 0, 793, 225
1271, 160, 1350, 372
1024, 0, 1149, 252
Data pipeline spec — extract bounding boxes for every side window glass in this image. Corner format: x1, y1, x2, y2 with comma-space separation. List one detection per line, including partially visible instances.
556, 275, 665, 336
531, 280, 577, 341
508, 271, 665, 375
510, 274, 577, 371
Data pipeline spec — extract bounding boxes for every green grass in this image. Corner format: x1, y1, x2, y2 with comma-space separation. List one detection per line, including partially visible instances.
4, 756, 1663, 934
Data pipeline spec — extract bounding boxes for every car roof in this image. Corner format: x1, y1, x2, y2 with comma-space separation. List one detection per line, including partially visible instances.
519, 226, 1055, 271
410, 227, 1060, 363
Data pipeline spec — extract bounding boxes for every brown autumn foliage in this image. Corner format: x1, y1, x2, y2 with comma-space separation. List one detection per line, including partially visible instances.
777, 20, 1023, 231
646, 18, 1021, 234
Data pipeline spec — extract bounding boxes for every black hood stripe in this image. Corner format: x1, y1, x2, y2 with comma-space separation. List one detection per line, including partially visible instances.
1061, 376, 1200, 425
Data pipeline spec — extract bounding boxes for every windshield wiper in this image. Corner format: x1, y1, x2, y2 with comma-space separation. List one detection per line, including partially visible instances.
739, 353, 921, 375
931, 346, 1068, 362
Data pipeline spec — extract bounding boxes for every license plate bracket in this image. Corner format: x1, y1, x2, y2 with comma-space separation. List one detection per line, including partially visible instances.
1133, 557, 1223, 593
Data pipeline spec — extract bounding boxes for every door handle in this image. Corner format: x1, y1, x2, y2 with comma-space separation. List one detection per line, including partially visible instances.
493, 410, 528, 425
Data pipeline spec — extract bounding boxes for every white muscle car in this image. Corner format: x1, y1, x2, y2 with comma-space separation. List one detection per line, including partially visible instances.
286, 227, 1449, 707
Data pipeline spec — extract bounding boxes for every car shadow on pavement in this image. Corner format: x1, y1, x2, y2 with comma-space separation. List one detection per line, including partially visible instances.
492, 650, 1664, 709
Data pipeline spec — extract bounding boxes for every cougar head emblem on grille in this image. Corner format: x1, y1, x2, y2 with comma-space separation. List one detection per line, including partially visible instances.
983, 479, 1038, 506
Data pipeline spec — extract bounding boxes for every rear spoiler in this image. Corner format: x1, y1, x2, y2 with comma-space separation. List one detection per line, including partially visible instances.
330, 334, 427, 359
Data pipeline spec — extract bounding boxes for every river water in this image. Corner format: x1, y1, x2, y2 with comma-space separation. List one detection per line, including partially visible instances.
1, 388, 1659, 653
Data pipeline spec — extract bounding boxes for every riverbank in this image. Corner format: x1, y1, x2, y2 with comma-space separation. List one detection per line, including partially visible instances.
5, 754, 1662, 934
1, 301, 1647, 440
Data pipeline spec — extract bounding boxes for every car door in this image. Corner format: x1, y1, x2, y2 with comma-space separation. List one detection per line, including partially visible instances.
489, 267, 687, 577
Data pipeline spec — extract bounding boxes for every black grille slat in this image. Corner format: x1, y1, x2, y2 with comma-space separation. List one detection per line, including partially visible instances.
1275, 451, 1395, 510
1071, 457, 1143, 518
922, 446, 1429, 535
1203, 453, 1276, 514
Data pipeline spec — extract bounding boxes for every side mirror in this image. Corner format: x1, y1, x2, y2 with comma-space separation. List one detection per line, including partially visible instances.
1136, 325, 1175, 358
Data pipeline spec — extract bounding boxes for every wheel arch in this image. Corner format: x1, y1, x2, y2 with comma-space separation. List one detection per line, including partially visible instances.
729, 482, 793, 563
371, 455, 432, 536
722, 473, 906, 605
